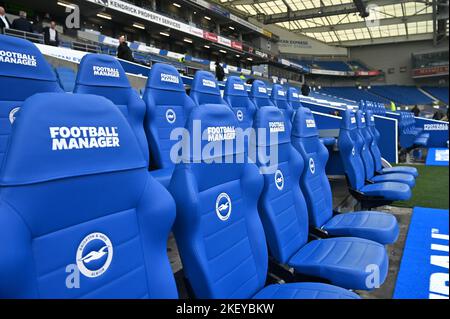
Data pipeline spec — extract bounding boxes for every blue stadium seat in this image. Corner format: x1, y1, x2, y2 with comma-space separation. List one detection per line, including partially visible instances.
0, 34, 62, 168
169, 102, 360, 298
338, 109, 412, 208
287, 87, 303, 110
190, 70, 226, 106
365, 110, 419, 177
270, 84, 294, 127
291, 107, 399, 244
143, 63, 195, 187
0, 93, 177, 298
54, 66, 76, 92
249, 80, 274, 108
223, 76, 256, 130
355, 111, 415, 188
253, 106, 388, 289
73, 54, 148, 163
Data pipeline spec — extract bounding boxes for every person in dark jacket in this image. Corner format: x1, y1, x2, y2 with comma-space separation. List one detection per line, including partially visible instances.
301, 82, 311, 96
43, 21, 59, 46
117, 35, 134, 62
411, 105, 420, 117
0, 6, 11, 32
215, 61, 225, 82
11, 11, 33, 33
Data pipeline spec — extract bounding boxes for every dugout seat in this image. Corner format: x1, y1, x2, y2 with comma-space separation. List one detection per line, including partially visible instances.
169, 102, 361, 298
253, 106, 388, 289
338, 109, 412, 209
0, 93, 177, 298
291, 107, 399, 244
365, 110, 419, 177
190, 70, 226, 106
0, 34, 62, 168
74, 54, 148, 163
354, 111, 415, 187
223, 76, 256, 130
249, 80, 274, 108
143, 63, 196, 187
54, 66, 76, 92
287, 87, 303, 110
270, 84, 294, 127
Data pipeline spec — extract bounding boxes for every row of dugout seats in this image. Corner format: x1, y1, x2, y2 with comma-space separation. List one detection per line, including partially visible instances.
398, 111, 429, 149
359, 100, 387, 116
0, 35, 415, 298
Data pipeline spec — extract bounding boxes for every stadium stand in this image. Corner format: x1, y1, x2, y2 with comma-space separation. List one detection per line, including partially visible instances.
423, 87, 449, 104
368, 85, 434, 105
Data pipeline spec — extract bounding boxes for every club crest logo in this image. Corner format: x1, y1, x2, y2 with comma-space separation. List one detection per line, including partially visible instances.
274, 170, 284, 190
309, 158, 315, 174
9, 107, 20, 124
76, 232, 113, 278
236, 110, 244, 122
166, 108, 176, 124
216, 193, 232, 221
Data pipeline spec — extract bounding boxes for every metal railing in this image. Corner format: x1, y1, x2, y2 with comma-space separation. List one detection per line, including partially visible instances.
3, 28, 44, 44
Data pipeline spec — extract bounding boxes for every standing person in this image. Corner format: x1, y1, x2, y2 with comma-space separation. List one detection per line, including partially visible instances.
390, 101, 397, 112
301, 82, 311, 96
411, 105, 420, 117
43, 21, 59, 46
117, 35, 134, 62
0, 6, 10, 32
215, 61, 225, 82
11, 11, 33, 33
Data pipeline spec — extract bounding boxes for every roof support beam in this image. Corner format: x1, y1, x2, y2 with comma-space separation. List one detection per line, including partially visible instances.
292, 13, 434, 33
334, 33, 434, 46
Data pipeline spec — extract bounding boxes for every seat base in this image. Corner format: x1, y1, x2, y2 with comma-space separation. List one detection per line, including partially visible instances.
371, 173, 415, 188
288, 237, 388, 290
322, 211, 399, 244
253, 282, 360, 299
361, 181, 412, 201
379, 166, 418, 177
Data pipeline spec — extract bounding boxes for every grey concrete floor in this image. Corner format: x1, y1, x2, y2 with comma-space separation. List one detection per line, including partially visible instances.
167, 176, 412, 299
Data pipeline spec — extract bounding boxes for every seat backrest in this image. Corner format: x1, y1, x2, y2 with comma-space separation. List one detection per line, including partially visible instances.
291, 107, 333, 228
0, 34, 62, 167
287, 87, 303, 110
223, 76, 256, 130
253, 106, 309, 263
365, 110, 383, 172
189, 70, 225, 106
355, 110, 375, 179
338, 109, 366, 190
74, 54, 148, 163
271, 84, 294, 126
169, 104, 268, 299
55, 66, 76, 92
143, 63, 195, 170
0, 93, 177, 298
249, 80, 274, 108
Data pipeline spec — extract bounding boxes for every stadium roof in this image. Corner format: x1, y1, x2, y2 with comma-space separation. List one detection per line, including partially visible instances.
217, 0, 449, 46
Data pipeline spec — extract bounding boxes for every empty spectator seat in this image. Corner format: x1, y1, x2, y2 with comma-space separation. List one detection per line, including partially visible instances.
143, 63, 195, 187
0, 34, 62, 168
223, 76, 256, 130
287, 87, 303, 110
271, 84, 294, 127
338, 109, 412, 208
249, 80, 274, 108
74, 54, 149, 163
253, 106, 388, 289
54, 66, 76, 92
169, 101, 360, 298
0, 93, 177, 298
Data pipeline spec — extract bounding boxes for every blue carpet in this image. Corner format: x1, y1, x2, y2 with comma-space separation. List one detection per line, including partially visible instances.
426, 148, 449, 166
393, 207, 449, 299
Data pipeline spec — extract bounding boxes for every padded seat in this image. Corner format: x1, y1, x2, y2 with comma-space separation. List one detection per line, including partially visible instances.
361, 182, 411, 201
322, 212, 399, 245
249, 80, 274, 108
190, 70, 226, 106
381, 166, 418, 177
271, 84, 294, 127
320, 137, 336, 146
371, 172, 415, 188
414, 137, 428, 146
223, 76, 256, 130
149, 167, 174, 188
291, 107, 399, 244
287, 87, 303, 110
288, 237, 388, 290
253, 282, 360, 299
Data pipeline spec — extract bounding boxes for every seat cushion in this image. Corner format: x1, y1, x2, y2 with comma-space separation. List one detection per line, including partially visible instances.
413, 137, 428, 146
253, 282, 360, 299
322, 212, 399, 244
361, 182, 411, 201
371, 173, 415, 188
380, 166, 418, 177
150, 168, 174, 188
288, 237, 388, 290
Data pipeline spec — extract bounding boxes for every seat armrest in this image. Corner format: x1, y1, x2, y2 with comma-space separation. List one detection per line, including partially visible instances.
309, 226, 329, 238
